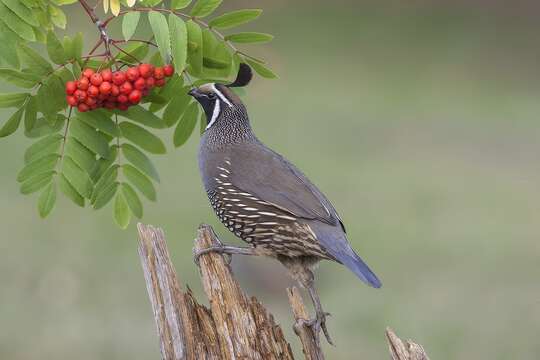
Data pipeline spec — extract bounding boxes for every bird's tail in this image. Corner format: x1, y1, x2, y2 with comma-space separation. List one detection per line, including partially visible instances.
337, 249, 382, 288
308, 221, 382, 288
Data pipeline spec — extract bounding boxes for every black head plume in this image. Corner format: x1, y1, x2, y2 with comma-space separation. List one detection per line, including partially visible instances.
227, 63, 252, 88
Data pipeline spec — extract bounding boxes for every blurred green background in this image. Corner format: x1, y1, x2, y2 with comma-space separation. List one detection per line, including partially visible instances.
1, 0, 540, 358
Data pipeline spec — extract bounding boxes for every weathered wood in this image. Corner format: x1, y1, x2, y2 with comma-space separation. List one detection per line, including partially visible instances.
287, 287, 325, 360
194, 224, 294, 360
137, 222, 431, 360
386, 327, 430, 360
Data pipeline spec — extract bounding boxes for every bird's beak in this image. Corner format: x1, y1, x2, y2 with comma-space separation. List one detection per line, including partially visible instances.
188, 88, 200, 97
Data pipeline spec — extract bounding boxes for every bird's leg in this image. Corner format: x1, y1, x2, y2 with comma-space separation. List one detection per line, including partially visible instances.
304, 279, 334, 346
193, 244, 258, 265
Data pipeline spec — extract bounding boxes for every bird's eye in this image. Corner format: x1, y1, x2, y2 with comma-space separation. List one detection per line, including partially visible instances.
207, 93, 216, 99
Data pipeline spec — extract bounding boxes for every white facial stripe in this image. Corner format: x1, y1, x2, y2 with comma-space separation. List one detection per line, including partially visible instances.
211, 83, 232, 107
206, 98, 221, 130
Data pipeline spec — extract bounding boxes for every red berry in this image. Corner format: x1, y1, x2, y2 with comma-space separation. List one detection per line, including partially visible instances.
112, 71, 126, 85
110, 84, 120, 97
126, 67, 140, 81
134, 77, 146, 90
146, 77, 155, 89
82, 68, 95, 78
85, 97, 97, 106
90, 73, 103, 86
104, 101, 116, 110
99, 81, 112, 95
163, 64, 174, 77
66, 95, 77, 106
155, 78, 166, 87
120, 81, 133, 95
74, 89, 87, 101
78, 103, 89, 112
65, 81, 77, 95
117, 94, 128, 103
153, 67, 165, 80
77, 77, 89, 90
117, 103, 129, 111
128, 89, 142, 104
138, 63, 152, 78
87, 85, 99, 98
142, 89, 149, 97
101, 69, 113, 82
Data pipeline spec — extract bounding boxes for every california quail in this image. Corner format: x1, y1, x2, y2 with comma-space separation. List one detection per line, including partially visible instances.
189, 64, 381, 344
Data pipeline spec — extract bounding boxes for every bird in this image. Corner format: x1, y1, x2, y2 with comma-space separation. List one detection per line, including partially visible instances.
188, 64, 381, 344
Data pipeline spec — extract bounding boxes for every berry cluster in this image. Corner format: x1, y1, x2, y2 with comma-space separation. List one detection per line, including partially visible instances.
65, 64, 174, 112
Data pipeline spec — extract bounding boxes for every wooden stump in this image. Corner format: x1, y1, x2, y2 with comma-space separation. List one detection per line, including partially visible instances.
137, 223, 430, 360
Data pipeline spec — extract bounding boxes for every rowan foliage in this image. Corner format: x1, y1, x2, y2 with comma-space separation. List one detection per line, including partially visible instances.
0, 0, 275, 227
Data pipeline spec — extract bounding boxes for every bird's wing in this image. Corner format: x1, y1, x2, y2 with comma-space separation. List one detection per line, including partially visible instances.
228, 142, 342, 227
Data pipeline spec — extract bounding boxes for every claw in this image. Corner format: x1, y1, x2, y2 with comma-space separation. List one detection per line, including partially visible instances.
193, 245, 232, 266
306, 311, 334, 346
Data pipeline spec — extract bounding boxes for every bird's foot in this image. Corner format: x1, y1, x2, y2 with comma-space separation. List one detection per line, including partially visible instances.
193, 244, 233, 266
193, 244, 258, 266
305, 311, 334, 346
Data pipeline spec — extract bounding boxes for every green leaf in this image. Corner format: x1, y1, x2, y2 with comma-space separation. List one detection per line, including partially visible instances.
90, 145, 117, 182
36, 75, 65, 117
168, 14, 187, 74
0, 2, 34, 41
122, 164, 156, 201
70, 119, 111, 159
208, 9, 262, 29
225, 32, 273, 44
149, 74, 184, 112
0, 93, 28, 108
77, 111, 119, 137
171, 0, 190, 9
24, 96, 37, 131
0, 106, 24, 137
24, 133, 62, 163
0, 21, 20, 68
91, 164, 118, 202
38, 182, 56, 218
93, 181, 118, 210
91, 164, 118, 200
245, 59, 277, 79
46, 30, 65, 64
148, 11, 171, 63
122, 11, 140, 41
62, 156, 93, 198
119, 122, 166, 154
65, 137, 96, 175
17, 153, 59, 182
186, 20, 203, 76
58, 173, 84, 207
121, 143, 160, 182
0, 0, 38, 26
0, 68, 40, 88
20, 171, 54, 194
115, 42, 148, 64
163, 92, 191, 127
48, 5, 66, 29
64, 33, 83, 61
18, 43, 53, 75
116, 105, 165, 129
190, 0, 221, 17
121, 182, 142, 218
24, 115, 64, 138
113, 191, 131, 229
173, 101, 198, 147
